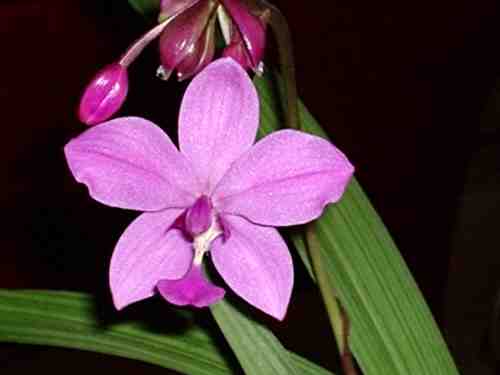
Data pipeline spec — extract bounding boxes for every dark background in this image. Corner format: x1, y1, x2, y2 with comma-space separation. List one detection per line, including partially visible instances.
1, 0, 499, 373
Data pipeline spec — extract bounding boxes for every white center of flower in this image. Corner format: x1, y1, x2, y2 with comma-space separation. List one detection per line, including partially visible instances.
192, 217, 222, 266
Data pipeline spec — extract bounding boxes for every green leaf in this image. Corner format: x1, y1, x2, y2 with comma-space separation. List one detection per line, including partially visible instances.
0, 290, 334, 375
0, 290, 228, 375
212, 300, 307, 375
128, 0, 160, 18
255, 73, 460, 375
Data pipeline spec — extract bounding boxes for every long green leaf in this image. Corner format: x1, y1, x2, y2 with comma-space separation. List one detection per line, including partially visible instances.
0, 290, 333, 375
255, 74, 459, 375
211, 300, 301, 375
0, 290, 228, 375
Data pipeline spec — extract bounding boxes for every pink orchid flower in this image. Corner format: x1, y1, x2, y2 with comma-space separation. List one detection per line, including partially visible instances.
64, 58, 354, 320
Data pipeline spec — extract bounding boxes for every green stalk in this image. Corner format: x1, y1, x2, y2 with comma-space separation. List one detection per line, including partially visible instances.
307, 223, 358, 375
306, 223, 345, 353
260, 3, 357, 364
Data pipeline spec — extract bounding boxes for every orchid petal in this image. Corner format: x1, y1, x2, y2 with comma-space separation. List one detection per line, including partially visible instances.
178, 58, 259, 192
110, 209, 192, 310
211, 215, 293, 320
213, 129, 354, 226
219, 0, 266, 69
64, 117, 201, 211
157, 264, 225, 307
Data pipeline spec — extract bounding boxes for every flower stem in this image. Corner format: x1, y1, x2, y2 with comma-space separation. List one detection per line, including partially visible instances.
306, 223, 358, 375
119, 19, 171, 67
258, 0, 357, 369
257, 0, 299, 130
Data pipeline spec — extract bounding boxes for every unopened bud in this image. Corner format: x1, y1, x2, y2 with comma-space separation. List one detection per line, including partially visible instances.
222, 25, 253, 70
78, 63, 128, 126
159, 0, 216, 76
219, 0, 266, 72
176, 15, 216, 81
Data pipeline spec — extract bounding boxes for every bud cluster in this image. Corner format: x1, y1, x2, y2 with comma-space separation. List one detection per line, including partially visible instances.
78, 0, 267, 126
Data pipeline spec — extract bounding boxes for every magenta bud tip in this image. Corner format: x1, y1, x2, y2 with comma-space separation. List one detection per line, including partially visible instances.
78, 63, 128, 126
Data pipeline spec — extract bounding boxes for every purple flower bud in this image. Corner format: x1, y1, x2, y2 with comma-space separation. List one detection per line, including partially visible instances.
78, 63, 128, 126
219, 0, 266, 71
176, 15, 216, 81
159, 0, 216, 75
222, 23, 253, 71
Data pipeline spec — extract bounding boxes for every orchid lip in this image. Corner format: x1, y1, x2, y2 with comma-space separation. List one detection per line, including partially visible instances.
156, 197, 225, 309
157, 263, 225, 308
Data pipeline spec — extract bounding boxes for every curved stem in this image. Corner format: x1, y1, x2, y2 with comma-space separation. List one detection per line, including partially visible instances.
251, 0, 299, 130
269, 4, 299, 130
306, 223, 358, 375
252, 2, 355, 370
119, 18, 173, 67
